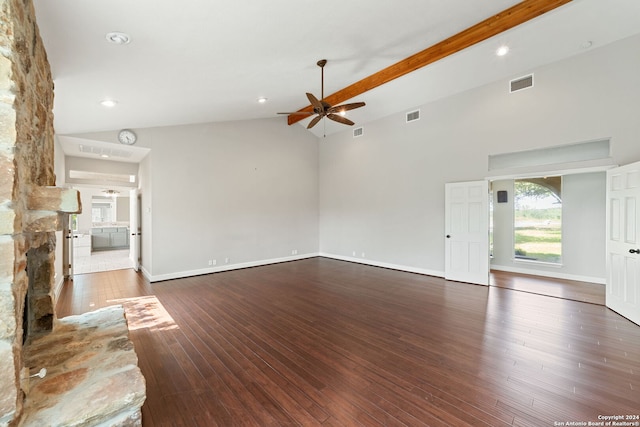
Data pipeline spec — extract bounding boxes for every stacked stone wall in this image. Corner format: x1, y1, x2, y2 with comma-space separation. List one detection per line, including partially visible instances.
0, 1, 136, 424
0, 0, 56, 423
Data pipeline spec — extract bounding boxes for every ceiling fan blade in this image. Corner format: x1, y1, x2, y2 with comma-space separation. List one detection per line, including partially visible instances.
280, 60, 366, 129
327, 113, 354, 126
306, 93, 325, 114
307, 115, 322, 129
327, 102, 366, 114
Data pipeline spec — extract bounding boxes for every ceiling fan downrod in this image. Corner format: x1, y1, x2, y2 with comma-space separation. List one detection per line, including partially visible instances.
317, 59, 327, 100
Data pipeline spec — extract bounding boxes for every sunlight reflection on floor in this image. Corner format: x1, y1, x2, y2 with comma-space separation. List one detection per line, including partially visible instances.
108, 295, 179, 331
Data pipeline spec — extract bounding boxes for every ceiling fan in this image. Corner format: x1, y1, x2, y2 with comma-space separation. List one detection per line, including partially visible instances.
279, 59, 366, 129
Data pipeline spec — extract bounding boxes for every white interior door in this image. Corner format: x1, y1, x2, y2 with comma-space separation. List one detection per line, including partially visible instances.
445, 180, 489, 285
135, 193, 142, 271
606, 161, 640, 325
62, 214, 74, 279
129, 190, 139, 271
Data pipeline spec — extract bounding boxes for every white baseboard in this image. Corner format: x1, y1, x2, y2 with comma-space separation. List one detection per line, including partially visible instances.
143, 254, 604, 286
147, 253, 319, 283
140, 265, 152, 282
490, 264, 605, 285
318, 252, 445, 278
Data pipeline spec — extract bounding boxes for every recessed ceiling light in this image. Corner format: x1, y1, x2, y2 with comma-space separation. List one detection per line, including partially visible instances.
105, 32, 131, 45
581, 40, 593, 49
100, 99, 118, 107
257, 97, 268, 103
496, 45, 509, 57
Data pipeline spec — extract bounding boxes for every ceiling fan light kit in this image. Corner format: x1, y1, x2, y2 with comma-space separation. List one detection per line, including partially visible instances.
278, 59, 366, 129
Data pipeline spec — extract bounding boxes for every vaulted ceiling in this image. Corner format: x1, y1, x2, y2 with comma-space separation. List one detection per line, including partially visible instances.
33, 0, 640, 140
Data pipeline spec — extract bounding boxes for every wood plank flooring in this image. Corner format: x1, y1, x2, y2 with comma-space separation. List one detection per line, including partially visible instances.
56, 258, 640, 426
490, 270, 605, 305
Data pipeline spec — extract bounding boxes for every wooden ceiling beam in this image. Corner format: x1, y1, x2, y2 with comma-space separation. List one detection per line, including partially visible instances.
288, 0, 572, 125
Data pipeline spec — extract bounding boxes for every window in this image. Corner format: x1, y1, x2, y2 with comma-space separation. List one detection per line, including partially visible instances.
514, 177, 562, 264
91, 199, 114, 223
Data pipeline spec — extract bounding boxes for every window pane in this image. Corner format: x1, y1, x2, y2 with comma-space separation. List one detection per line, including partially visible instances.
514, 177, 562, 263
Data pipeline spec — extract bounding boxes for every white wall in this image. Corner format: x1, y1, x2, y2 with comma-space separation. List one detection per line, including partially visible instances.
67, 33, 640, 284
318, 33, 640, 280
491, 173, 606, 282
116, 196, 130, 222
147, 118, 319, 280
78, 117, 319, 281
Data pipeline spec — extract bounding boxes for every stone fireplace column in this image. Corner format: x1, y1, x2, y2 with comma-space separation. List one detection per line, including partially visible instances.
0, 0, 81, 424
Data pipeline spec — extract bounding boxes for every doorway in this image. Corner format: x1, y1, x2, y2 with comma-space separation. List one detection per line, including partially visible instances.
489, 172, 606, 284
69, 187, 136, 275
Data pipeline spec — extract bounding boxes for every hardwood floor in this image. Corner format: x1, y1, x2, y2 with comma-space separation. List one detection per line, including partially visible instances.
56, 258, 640, 426
490, 270, 605, 305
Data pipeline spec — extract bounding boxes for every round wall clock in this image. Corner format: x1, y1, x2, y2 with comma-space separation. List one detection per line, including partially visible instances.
118, 129, 137, 145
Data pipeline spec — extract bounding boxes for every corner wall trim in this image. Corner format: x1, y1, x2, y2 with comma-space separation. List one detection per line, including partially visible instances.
140, 265, 152, 282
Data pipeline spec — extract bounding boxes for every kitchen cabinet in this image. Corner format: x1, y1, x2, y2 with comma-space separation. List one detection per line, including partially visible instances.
91, 227, 130, 251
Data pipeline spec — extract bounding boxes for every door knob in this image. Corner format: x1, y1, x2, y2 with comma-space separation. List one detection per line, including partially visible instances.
630, 249, 640, 254
446, 235, 451, 238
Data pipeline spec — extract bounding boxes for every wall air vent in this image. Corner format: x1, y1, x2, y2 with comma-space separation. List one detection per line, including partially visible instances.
406, 109, 420, 123
510, 74, 534, 93
353, 127, 364, 138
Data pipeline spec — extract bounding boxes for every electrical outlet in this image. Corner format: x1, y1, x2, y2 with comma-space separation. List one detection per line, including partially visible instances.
291, 249, 298, 255
208, 260, 213, 266
362, 252, 365, 258
224, 257, 230, 264
352, 251, 356, 256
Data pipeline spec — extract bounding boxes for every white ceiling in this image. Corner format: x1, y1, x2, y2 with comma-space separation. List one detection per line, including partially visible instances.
33, 0, 640, 144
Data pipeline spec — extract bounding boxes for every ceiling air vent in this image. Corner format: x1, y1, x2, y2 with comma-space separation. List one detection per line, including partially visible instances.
353, 127, 364, 138
406, 109, 420, 123
510, 74, 534, 93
